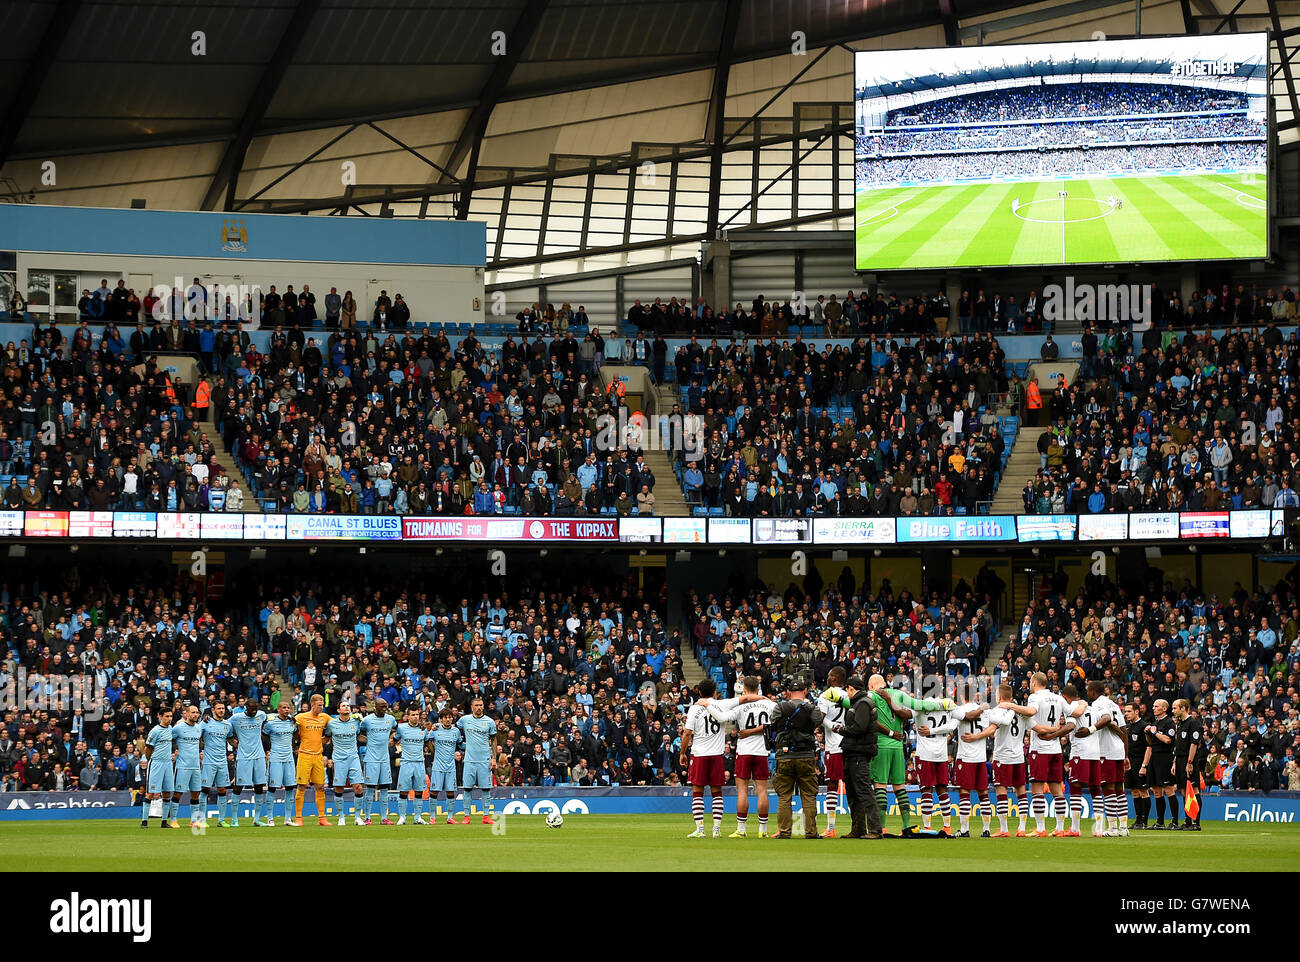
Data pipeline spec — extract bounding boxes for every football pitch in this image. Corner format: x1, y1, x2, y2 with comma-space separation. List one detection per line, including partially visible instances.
854, 173, 1267, 270
3, 817, 1297, 871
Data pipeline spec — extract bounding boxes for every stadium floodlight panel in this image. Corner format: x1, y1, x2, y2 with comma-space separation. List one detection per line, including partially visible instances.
853, 33, 1270, 272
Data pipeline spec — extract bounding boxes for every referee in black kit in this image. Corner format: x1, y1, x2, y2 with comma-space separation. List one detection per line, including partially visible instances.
1124, 701, 1150, 829
1173, 699, 1204, 832
1141, 698, 1179, 829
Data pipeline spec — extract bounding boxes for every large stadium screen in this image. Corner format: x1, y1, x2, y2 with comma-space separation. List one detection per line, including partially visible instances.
854, 34, 1269, 270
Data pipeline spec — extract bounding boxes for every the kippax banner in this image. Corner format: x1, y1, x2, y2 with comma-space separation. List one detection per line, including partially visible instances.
896, 515, 1017, 543
1015, 514, 1077, 542
1180, 511, 1231, 538
401, 517, 617, 541
2, 789, 1295, 822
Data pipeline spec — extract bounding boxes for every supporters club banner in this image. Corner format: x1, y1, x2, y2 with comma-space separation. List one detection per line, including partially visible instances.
753, 518, 812, 543
707, 517, 752, 544
1077, 514, 1129, 541
287, 515, 402, 541
1015, 514, 1077, 542
662, 518, 707, 544
2, 789, 1296, 821
0, 510, 22, 536
813, 516, 896, 544
1180, 511, 1230, 539
0, 509, 1288, 545
1129, 511, 1180, 540
617, 517, 662, 542
401, 517, 617, 542
896, 515, 1016, 543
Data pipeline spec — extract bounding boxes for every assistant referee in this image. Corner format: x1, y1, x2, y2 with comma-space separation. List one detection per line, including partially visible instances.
1173, 699, 1204, 832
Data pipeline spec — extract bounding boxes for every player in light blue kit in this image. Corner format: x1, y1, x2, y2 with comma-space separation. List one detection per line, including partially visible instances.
359, 698, 398, 825
143, 705, 176, 828
172, 703, 206, 828
456, 697, 498, 824
395, 708, 431, 825
325, 702, 365, 826
264, 701, 298, 827
229, 701, 269, 827
201, 702, 235, 827
429, 707, 463, 824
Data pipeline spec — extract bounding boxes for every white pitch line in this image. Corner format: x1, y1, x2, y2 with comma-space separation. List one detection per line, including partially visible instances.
1215, 182, 1267, 210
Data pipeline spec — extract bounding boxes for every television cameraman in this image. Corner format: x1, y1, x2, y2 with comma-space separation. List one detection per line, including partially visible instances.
831, 676, 885, 839
769, 672, 824, 839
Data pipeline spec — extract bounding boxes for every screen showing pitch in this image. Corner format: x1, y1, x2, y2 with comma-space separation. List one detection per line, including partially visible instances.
854, 34, 1268, 270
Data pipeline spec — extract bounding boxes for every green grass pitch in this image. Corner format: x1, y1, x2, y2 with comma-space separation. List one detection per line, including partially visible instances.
2, 817, 1297, 871
854, 173, 1267, 270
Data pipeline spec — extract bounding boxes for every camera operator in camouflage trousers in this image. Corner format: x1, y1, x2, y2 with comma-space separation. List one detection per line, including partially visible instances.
831, 676, 885, 839
769, 673, 825, 838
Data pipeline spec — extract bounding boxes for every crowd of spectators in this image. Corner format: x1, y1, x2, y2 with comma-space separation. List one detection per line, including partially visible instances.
0, 563, 702, 791
860, 116, 1263, 157
1021, 320, 1300, 514
619, 290, 951, 339
215, 323, 680, 517
856, 142, 1265, 185
886, 82, 1242, 127
998, 565, 1299, 792
209, 306, 1017, 518
4, 554, 1293, 795
66, 279, 404, 332
0, 319, 241, 512
670, 330, 1010, 515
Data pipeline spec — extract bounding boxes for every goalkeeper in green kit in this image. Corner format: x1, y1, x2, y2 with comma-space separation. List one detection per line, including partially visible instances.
825, 673, 955, 837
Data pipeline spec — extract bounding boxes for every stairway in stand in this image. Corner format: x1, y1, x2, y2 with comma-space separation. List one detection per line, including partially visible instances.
642, 381, 689, 517
991, 426, 1048, 514
679, 646, 709, 688
196, 377, 260, 512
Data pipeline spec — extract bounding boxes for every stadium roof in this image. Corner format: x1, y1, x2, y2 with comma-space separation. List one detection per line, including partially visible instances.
0, 0, 1296, 277
0, 1, 1031, 160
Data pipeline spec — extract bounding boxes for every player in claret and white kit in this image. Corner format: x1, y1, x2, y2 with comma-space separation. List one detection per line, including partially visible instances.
912, 701, 958, 835
816, 666, 849, 837
1063, 684, 1102, 838
984, 684, 1036, 837
707, 676, 775, 838
682, 679, 728, 838
1087, 681, 1128, 836
952, 702, 995, 838
1026, 671, 1072, 837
